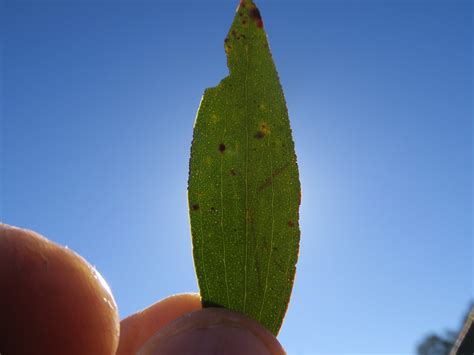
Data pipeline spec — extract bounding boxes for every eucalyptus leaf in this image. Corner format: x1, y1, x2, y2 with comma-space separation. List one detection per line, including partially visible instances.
188, 0, 301, 335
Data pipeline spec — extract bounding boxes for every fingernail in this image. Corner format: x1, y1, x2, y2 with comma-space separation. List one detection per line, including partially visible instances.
138, 308, 284, 355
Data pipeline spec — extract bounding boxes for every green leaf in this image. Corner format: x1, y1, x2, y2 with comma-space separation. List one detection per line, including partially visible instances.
188, 0, 301, 335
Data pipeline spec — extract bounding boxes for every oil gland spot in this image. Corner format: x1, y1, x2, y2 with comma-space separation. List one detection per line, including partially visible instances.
218, 143, 226, 153
230, 168, 237, 176
192, 204, 200, 211
210, 206, 216, 212
254, 131, 265, 139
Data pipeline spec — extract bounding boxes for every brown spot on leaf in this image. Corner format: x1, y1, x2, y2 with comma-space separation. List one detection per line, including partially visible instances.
191, 204, 200, 211
287, 220, 295, 227
219, 143, 226, 153
249, 7, 263, 28
230, 168, 237, 176
257, 162, 290, 191
249, 7, 261, 20
255, 122, 269, 138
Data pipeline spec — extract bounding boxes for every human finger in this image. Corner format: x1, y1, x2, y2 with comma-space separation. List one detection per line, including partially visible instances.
117, 293, 201, 355
0, 224, 119, 355
138, 307, 285, 355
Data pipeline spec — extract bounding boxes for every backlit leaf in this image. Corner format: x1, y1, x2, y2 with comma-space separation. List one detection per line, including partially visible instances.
188, 0, 301, 335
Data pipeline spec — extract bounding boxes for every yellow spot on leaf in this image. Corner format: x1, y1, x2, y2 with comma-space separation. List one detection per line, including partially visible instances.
259, 121, 270, 135
211, 114, 220, 124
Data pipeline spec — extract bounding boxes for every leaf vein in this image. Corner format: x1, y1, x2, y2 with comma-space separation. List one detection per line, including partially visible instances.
220, 125, 230, 308
243, 43, 250, 313
258, 134, 275, 323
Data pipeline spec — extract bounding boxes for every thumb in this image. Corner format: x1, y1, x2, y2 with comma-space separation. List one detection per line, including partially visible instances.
138, 307, 285, 355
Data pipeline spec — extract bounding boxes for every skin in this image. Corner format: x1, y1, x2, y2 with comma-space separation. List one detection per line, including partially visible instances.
0, 224, 285, 355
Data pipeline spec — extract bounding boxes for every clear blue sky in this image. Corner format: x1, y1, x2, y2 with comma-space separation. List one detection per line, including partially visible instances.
1, 0, 472, 353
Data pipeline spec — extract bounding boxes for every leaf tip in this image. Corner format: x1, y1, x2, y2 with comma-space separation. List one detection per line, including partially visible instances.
239, 0, 264, 28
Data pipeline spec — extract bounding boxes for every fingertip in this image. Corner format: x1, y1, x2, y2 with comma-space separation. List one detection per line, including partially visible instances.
138, 308, 285, 355
117, 293, 202, 355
